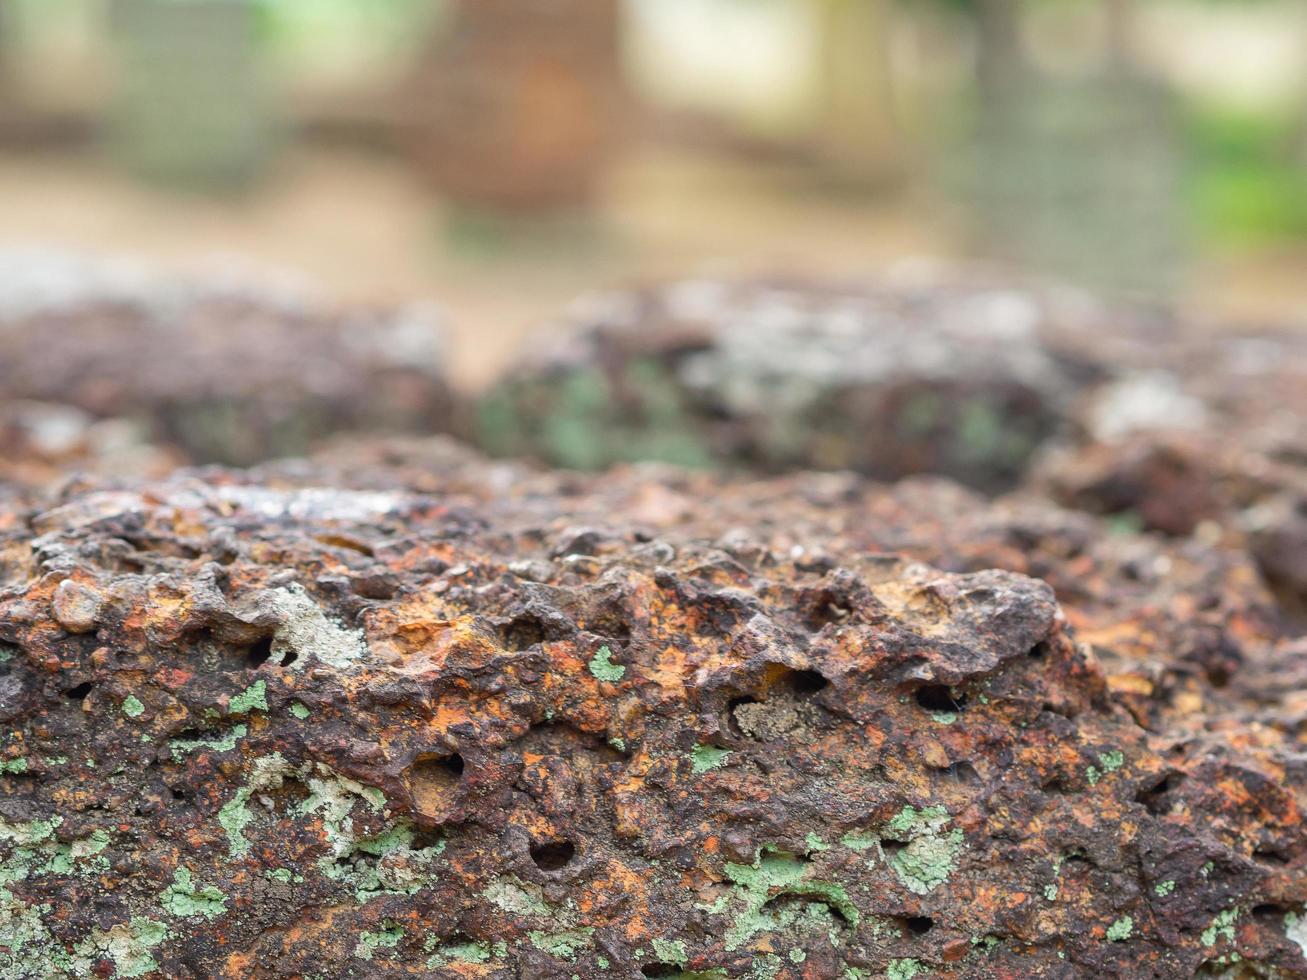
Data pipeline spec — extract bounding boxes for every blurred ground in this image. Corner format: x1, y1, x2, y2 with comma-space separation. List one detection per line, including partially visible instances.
6, 143, 1304, 392
10, 145, 1307, 391
0, 144, 943, 390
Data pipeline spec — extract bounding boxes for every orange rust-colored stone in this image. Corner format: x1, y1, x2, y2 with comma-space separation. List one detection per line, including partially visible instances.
0, 444, 1302, 977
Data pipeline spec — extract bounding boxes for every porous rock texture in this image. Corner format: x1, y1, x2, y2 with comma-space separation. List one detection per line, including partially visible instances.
1038, 325, 1307, 619
2, 442, 1304, 979
473, 272, 1147, 491
475, 270, 1307, 623
0, 249, 455, 468
0, 400, 181, 492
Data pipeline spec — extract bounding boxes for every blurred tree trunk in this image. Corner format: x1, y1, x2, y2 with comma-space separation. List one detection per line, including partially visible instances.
811, 0, 902, 184
973, 0, 1024, 105
107, 0, 273, 189
0, 4, 11, 88
1289, 96, 1307, 168
0, 5, 14, 131
403, 0, 623, 213
1103, 0, 1140, 71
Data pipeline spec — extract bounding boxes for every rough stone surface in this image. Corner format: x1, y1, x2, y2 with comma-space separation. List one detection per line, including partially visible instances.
473, 273, 1166, 492
1, 445, 1304, 978
1038, 325, 1307, 617
0, 249, 455, 467
293, 439, 1301, 743
476, 271, 1307, 626
0, 400, 180, 492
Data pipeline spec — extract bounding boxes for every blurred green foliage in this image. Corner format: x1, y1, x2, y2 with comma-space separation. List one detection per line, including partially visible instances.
1186, 103, 1307, 246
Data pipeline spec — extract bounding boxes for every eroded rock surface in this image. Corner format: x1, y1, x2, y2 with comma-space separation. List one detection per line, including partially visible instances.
1, 449, 1304, 979
473, 273, 1154, 491
1039, 325, 1307, 619
0, 249, 455, 468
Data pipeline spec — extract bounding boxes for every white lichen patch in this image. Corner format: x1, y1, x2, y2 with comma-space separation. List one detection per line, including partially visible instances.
1286, 909, 1307, 959
217, 753, 388, 859
264, 585, 369, 671
484, 877, 567, 922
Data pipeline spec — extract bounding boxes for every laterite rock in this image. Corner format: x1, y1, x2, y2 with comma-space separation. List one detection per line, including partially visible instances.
473, 274, 1146, 492
1, 450, 1304, 978
0, 249, 455, 468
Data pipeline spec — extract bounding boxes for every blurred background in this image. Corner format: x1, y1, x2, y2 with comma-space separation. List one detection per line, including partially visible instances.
1, 0, 1306, 385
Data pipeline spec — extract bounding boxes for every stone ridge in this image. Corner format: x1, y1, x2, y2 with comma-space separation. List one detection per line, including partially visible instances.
0, 465, 1303, 978
0, 249, 454, 468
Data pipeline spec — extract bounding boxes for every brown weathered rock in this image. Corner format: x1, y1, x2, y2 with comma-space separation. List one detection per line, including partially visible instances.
2, 447, 1303, 978
298, 439, 1297, 742
473, 274, 1157, 492
0, 250, 456, 468
1039, 325, 1307, 618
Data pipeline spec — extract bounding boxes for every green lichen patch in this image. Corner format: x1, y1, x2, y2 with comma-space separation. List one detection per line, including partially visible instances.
46, 829, 111, 876
1106, 915, 1133, 942
691, 744, 731, 774
484, 876, 567, 922
425, 938, 508, 968
121, 695, 145, 718
325, 821, 445, 903
651, 937, 689, 967
804, 833, 828, 853
0, 817, 110, 922
228, 680, 268, 714
265, 584, 368, 670
884, 806, 964, 895
886, 805, 949, 838
528, 927, 594, 961
0, 816, 61, 847
887, 958, 925, 980
1154, 879, 1175, 897
355, 921, 404, 960
159, 867, 227, 920
1201, 906, 1239, 947
302, 765, 389, 860
1087, 750, 1125, 787
168, 724, 246, 760
713, 849, 859, 951
840, 830, 879, 852
217, 786, 257, 859
95, 916, 169, 978
289, 702, 311, 719
588, 645, 626, 682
